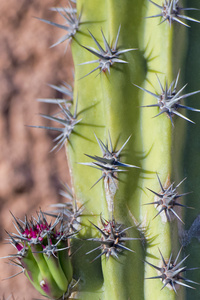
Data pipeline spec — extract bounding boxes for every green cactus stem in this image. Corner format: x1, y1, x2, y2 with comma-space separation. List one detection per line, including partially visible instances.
65, 0, 200, 299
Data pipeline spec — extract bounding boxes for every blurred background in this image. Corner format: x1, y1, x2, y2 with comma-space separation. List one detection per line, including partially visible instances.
0, 0, 73, 298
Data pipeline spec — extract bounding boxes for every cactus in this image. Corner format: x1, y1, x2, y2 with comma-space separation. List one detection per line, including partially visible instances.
4, 0, 200, 299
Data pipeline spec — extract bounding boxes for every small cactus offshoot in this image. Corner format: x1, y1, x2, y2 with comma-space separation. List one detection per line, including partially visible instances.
6, 211, 76, 299
145, 248, 199, 292
147, 0, 200, 27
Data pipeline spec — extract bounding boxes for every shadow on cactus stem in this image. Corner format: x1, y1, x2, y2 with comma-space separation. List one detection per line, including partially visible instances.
127, 205, 159, 260
141, 39, 162, 75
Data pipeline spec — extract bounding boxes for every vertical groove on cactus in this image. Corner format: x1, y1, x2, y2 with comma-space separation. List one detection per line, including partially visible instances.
140, 1, 176, 299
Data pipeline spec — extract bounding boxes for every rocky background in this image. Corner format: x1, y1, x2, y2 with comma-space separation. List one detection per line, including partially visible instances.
0, 1, 73, 298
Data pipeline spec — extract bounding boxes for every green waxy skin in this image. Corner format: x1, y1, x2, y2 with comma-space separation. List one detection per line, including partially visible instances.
57, 240, 73, 283
43, 251, 69, 293
141, 2, 174, 300
68, 0, 145, 299
67, 1, 107, 297
22, 244, 71, 299
21, 247, 49, 297
67, 0, 182, 299
22, 246, 66, 299
31, 244, 66, 299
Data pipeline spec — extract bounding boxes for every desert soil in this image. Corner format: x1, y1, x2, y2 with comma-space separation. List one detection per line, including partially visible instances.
0, 1, 73, 298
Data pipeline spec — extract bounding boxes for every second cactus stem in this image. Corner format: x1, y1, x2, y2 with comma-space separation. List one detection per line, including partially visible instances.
65, 0, 200, 299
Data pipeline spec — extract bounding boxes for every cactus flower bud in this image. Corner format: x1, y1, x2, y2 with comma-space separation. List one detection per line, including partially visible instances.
6, 211, 77, 299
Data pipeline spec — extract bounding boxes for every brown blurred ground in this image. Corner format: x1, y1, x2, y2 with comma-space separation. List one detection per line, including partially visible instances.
0, 1, 73, 298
